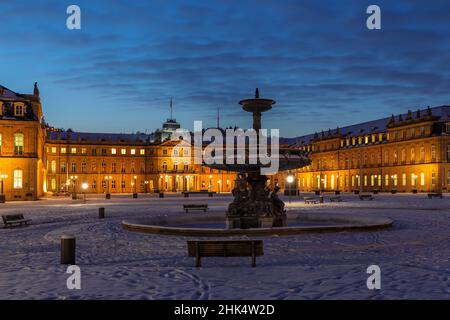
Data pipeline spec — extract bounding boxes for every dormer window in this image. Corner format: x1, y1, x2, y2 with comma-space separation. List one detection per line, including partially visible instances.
14, 104, 25, 116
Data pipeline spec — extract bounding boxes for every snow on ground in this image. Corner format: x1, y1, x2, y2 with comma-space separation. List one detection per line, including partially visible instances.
0, 193, 449, 299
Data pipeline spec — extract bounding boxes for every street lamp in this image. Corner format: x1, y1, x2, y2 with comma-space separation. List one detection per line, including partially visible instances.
81, 182, 88, 203
286, 174, 294, 203
0, 173, 7, 203
105, 175, 112, 199
144, 180, 149, 194
133, 175, 138, 198
70, 175, 78, 200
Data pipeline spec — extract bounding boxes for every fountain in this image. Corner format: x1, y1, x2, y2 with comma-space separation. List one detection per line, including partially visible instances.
122, 89, 393, 236
205, 89, 311, 229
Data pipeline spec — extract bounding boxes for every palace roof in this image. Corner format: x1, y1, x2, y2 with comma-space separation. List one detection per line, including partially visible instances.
286, 105, 450, 147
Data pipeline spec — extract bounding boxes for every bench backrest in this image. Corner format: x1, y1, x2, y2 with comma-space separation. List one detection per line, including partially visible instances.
2, 214, 25, 222
183, 204, 207, 208
187, 240, 263, 257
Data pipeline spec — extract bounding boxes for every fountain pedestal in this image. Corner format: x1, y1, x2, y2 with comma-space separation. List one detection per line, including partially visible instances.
226, 173, 287, 229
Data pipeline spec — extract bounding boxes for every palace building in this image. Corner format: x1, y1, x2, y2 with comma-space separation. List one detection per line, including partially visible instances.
0, 83, 449, 201
290, 106, 450, 193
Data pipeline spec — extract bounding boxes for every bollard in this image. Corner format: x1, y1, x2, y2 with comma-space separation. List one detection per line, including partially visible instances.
133, 193, 138, 199
319, 196, 324, 203
159, 192, 164, 198
61, 235, 76, 265
98, 207, 105, 219
106, 193, 111, 199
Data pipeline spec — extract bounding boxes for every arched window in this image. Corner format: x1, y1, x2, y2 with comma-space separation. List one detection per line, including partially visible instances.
51, 160, 56, 173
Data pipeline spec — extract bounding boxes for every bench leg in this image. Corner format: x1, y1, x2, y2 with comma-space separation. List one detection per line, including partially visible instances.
195, 255, 201, 268
251, 241, 256, 267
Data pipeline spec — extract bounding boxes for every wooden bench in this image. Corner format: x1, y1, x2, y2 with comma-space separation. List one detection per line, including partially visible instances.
2, 214, 32, 228
359, 194, 374, 201
304, 197, 318, 204
183, 204, 208, 213
187, 240, 263, 267
183, 191, 216, 198
428, 193, 443, 199
330, 196, 343, 202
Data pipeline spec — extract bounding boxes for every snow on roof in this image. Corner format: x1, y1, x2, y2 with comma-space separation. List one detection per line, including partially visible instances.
0, 85, 27, 101
47, 131, 153, 144
285, 105, 450, 146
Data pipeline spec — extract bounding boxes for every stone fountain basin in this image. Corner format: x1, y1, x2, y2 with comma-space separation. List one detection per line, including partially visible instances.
122, 212, 392, 237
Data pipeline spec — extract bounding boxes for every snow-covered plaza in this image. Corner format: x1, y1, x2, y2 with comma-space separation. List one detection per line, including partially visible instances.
1, 193, 449, 299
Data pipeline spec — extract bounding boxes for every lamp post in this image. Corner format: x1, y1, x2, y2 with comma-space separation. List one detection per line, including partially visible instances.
105, 175, 112, 199
81, 182, 88, 203
0, 173, 7, 203
70, 175, 78, 200
144, 180, 149, 194
391, 174, 396, 193
286, 174, 294, 204
208, 175, 213, 192
133, 175, 138, 198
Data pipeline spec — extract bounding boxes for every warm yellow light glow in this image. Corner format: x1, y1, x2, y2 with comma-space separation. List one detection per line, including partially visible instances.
82, 182, 88, 190
286, 175, 294, 183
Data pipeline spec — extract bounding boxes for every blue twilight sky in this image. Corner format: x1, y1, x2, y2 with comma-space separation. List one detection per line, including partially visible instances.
1, 0, 450, 137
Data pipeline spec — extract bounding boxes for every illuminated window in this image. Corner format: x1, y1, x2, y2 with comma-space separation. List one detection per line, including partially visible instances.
431, 172, 436, 186
71, 148, 76, 154
420, 172, 425, 186
393, 174, 398, 187
61, 162, 66, 173
371, 134, 376, 143
364, 175, 368, 186
61, 147, 67, 154
420, 146, 425, 162
365, 136, 369, 144
51, 147, 57, 153
121, 180, 125, 189
14, 133, 24, 155
411, 173, 417, 187
111, 180, 116, 189
51, 160, 56, 173
13, 169, 23, 189
140, 149, 145, 155
410, 148, 415, 162
401, 148, 406, 162
71, 162, 76, 173
121, 148, 126, 155
81, 148, 87, 154
393, 150, 398, 163
385, 174, 389, 187
402, 173, 406, 186
0, 133, 2, 153
111, 148, 117, 155
51, 179, 56, 191
131, 149, 136, 155
378, 133, 383, 141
